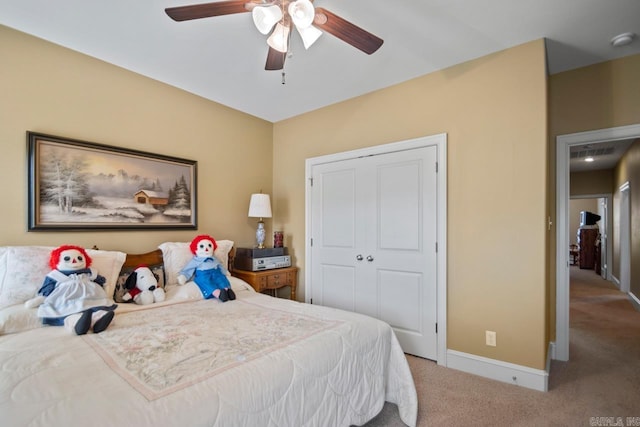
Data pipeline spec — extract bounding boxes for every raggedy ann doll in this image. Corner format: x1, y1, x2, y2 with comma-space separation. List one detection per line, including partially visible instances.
177, 235, 236, 302
26, 245, 117, 335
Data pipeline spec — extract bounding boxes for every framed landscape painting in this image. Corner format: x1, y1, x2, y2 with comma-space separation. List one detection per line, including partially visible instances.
27, 132, 197, 230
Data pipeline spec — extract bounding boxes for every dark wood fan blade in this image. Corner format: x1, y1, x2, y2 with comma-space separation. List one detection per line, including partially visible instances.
314, 7, 383, 55
265, 47, 286, 70
166, 1, 252, 21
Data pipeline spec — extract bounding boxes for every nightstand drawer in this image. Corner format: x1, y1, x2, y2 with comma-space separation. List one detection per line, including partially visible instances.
231, 266, 298, 300
250, 276, 266, 291
266, 272, 291, 289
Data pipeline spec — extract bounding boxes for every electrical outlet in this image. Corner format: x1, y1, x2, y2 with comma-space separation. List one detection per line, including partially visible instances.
486, 330, 497, 347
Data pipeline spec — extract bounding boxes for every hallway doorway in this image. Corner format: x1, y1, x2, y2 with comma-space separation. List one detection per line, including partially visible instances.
555, 123, 640, 361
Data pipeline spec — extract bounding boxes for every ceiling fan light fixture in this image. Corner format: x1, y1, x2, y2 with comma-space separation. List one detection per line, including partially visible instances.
297, 24, 322, 49
164, 0, 384, 72
252, 5, 283, 35
288, 0, 315, 29
267, 22, 290, 53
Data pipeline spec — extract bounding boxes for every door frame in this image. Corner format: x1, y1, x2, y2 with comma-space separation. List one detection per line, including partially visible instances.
305, 133, 448, 364
569, 194, 613, 281
555, 123, 640, 361
598, 197, 609, 280
619, 181, 631, 293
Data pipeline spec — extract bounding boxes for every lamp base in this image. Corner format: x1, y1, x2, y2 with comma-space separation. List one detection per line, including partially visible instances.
256, 220, 266, 249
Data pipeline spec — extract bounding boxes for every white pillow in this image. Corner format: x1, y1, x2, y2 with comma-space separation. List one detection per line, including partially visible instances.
159, 239, 234, 287
0, 246, 54, 309
0, 305, 41, 335
215, 240, 234, 272
0, 246, 125, 309
86, 249, 127, 299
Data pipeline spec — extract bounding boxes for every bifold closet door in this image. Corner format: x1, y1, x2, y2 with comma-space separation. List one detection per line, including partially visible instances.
309, 145, 438, 360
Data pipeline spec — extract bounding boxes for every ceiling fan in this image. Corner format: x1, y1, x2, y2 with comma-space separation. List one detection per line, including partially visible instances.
165, 0, 384, 71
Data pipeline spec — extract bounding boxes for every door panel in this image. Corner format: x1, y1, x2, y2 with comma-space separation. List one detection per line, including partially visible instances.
311, 158, 361, 311
378, 269, 422, 332
378, 161, 422, 250
370, 148, 437, 358
321, 169, 356, 248
310, 146, 438, 360
320, 264, 355, 312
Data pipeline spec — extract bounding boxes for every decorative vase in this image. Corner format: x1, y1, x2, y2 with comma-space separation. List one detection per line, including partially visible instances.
256, 221, 266, 248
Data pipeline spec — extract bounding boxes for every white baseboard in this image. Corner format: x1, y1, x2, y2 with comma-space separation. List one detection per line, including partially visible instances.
547, 342, 555, 370
629, 292, 640, 311
612, 275, 639, 310
612, 275, 621, 288
446, 349, 548, 392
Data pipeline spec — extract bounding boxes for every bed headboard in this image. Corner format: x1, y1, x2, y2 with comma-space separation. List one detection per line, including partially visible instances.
122, 249, 163, 269
122, 247, 236, 271
227, 247, 236, 272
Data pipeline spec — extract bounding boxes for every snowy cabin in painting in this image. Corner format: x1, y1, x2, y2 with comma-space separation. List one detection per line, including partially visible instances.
134, 190, 169, 207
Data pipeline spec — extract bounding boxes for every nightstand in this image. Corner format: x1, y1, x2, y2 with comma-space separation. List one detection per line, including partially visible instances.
231, 266, 298, 300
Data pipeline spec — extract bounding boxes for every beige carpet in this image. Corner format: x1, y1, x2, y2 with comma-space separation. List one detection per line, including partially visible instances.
363, 266, 640, 426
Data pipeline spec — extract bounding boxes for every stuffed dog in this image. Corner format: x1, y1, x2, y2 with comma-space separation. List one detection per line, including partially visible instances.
122, 265, 166, 305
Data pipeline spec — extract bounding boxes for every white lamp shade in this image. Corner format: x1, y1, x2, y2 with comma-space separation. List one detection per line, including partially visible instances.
288, 0, 315, 29
267, 22, 290, 53
297, 24, 322, 49
252, 5, 283, 35
248, 193, 272, 218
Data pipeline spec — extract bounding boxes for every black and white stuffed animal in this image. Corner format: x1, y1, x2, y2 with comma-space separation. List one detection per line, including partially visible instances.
122, 265, 165, 305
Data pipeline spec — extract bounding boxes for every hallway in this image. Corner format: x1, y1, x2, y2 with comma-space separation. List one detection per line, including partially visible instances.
547, 265, 640, 417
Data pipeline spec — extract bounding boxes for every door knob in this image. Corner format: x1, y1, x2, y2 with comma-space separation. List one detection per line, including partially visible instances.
366, 255, 374, 262
356, 254, 363, 261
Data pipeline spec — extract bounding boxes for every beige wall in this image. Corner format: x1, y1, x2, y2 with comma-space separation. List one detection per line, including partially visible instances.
0, 25, 273, 253
613, 139, 640, 296
273, 40, 549, 369
570, 169, 614, 196
6, 21, 635, 372
548, 53, 640, 341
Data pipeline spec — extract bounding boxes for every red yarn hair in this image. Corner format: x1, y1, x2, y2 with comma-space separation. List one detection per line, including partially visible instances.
189, 235, 218, 255
49, 245, 92, 270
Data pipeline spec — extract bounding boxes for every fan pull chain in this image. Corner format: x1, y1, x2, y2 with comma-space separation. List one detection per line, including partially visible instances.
282, 71, 286, 85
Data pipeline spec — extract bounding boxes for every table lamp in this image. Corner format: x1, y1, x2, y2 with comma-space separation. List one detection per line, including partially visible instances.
248, 193, 272, 248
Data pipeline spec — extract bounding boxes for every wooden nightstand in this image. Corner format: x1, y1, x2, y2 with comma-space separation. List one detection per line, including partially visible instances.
231, 266, 298, 300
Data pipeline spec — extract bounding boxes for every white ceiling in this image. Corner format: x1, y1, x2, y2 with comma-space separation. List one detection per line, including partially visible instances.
1, 0, 639, 123
570, 139, 635, 173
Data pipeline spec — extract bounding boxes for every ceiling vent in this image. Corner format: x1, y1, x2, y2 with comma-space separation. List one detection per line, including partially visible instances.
570, 147, 615, 159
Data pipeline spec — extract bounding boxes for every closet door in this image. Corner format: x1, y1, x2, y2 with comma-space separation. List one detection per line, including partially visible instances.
309, 146, 438, 360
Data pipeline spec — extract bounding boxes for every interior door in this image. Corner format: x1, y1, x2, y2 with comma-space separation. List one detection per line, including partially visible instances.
309, 146, 438, 360
598, 198, 607, 279
620, 183, 631, 293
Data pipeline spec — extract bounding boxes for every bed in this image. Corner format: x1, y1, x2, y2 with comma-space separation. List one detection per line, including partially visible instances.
0, 243, 417, 427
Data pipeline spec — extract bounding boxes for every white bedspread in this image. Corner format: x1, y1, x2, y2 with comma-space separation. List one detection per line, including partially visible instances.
0, 285, 417, 427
